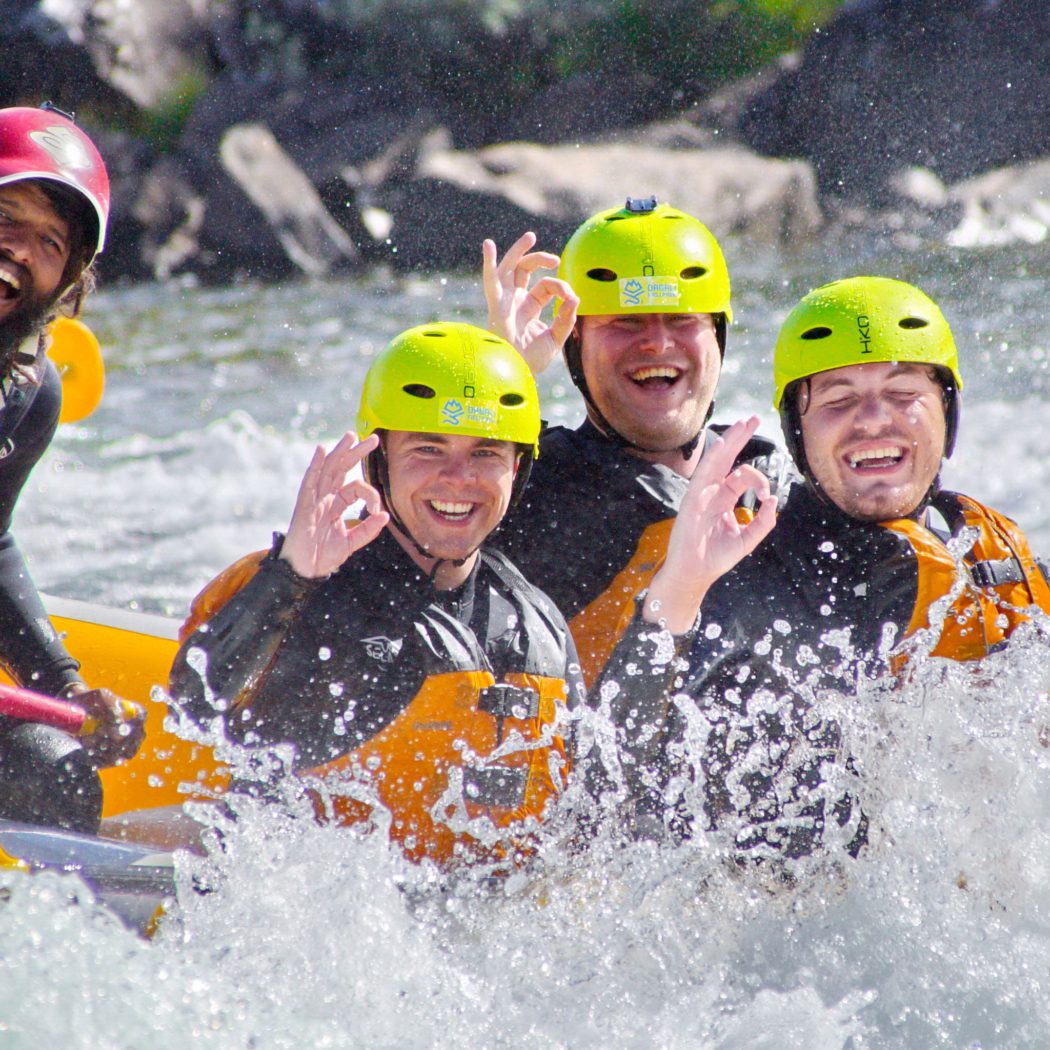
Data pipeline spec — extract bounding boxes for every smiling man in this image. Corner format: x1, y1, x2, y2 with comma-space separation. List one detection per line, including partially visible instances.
610, 276, 1050, 859
168, 321, 714, 869
0, 106, 145, 834
483, 198, 792, 688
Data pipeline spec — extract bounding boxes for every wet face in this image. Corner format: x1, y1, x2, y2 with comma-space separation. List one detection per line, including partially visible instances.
384, 431, 518, 573
0, 182, 71, 331
799, 361, 947, 521
578, 312, 721, 453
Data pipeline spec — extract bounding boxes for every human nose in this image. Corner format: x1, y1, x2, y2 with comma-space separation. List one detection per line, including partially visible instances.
853, 393, 895, 429
438, 453, 477, 484
638, 316, 673, 351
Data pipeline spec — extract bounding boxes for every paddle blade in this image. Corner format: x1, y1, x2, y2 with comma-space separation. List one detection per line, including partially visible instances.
49, 317, 105, 424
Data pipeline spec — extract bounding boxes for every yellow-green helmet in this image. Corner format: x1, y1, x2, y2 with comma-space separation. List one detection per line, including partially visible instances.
558, 197, 732, 321
773, 276, 962, 410
357, 322, 541, 456
775, 276, 964, 474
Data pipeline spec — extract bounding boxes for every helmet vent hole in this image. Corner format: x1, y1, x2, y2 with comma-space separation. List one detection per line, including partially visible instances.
899, 317, 929, 329
422, 330, 448, 338
402, 383, 436, 399
800, 326, 833, 340
586, 268, 617, 283
500, 393, 525, 407
680, 266, 708, 280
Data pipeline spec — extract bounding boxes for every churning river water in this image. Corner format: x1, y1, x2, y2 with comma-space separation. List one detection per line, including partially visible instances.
2, 240, 1050, 1048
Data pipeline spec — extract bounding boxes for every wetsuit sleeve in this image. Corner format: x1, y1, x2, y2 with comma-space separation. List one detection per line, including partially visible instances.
169, 548, 320, 730
0, 364, 81, 696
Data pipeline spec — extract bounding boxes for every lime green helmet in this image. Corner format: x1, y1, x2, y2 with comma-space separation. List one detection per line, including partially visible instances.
357, 321, 541, 455
775, 276, 963, 474
559, 198, 732, 321
357, 322, 541, 561
559, 197, 732, 455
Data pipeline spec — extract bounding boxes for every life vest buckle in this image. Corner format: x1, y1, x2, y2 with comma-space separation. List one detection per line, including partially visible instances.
969, 557, 1024, 589
477, 683, 540, 720
464, 766, 528, 808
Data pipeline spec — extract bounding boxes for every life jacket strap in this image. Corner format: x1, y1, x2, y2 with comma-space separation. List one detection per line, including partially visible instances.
969, 557, 1025, 589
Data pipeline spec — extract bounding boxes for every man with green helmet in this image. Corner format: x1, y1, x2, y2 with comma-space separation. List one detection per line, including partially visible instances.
608, 275, 1050, 859
168, 321, 732, 869
482, 197, 791, 689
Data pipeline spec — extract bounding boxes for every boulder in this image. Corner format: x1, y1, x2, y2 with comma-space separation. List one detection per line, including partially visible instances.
26, 0, 218, 110
738, 0, 1050, 201
217, 123, 359, 277
946, 159, 1050, 248
400, 140, 822, 263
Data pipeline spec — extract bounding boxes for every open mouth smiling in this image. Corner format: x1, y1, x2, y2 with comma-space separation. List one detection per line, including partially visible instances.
848, 445, 905, 470
0, 266, 22, 302
629, 365, 681, 387
428, 499, 475, 522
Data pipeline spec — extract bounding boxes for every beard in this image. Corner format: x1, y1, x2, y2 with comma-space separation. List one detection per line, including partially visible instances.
0, 278, 60, 378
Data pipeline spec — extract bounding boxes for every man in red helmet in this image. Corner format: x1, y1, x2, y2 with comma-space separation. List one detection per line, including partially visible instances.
0, 105, 144, 833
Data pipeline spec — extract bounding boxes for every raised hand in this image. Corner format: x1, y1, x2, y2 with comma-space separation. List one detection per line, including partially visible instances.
279, 432, 390, 579
482, 232, 579, 375
644, 417, 777, 633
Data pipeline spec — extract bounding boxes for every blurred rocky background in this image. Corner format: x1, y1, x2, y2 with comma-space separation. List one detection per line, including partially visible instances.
4, 0, 1048, 283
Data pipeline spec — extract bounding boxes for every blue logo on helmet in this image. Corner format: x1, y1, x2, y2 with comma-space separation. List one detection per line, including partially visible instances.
622, 279, 644, 307
441, 399, 465, 426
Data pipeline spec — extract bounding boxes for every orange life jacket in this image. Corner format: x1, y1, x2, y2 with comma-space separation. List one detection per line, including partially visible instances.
306, 669, 570, 868
180, 547, 572, 869
880, 492, 1050, 661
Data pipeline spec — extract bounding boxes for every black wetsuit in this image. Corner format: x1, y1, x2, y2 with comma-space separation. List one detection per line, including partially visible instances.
168, 529, 684, 865
0, 355, 99, 833
497, 420, 792, 624
618, 483, 1050, 860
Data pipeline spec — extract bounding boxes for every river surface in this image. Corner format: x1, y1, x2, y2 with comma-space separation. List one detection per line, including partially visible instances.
2, 241, 1050, 1047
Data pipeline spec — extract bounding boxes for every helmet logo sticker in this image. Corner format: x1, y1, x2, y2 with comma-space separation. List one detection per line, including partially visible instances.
441, 399, 465, 426
857, 314, 872, 354
29, 125, 93, 173
619, 276, 680, 309
441, 398, 498, 429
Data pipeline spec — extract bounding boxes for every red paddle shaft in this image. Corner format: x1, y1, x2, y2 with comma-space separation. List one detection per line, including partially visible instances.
0, 682, 87, 734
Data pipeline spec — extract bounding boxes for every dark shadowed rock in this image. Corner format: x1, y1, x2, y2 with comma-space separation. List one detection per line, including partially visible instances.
377, 178, 577, 272
19, 0, 217, 110
0, 1, 127, 113
217, 124, 358, 277
737, 0, 1050, 202
130, 157, 206, 281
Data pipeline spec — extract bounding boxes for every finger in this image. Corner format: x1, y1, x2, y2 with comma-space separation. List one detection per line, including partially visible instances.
549, 288, 580, 349
495, 231, 538, 278
526, 275, 576, 309
724, 463, 772, 504
513, 250, 561, 284
346, 509, 389, 555
694, 417, 761, 484
318, 432, 378, 494
740, 495, 778, 554
291, 444, 327, 508
482, 239, 501, 311
332, 477, 381, 515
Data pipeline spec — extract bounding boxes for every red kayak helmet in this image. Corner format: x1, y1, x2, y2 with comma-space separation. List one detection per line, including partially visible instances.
0, 105, 110, 268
